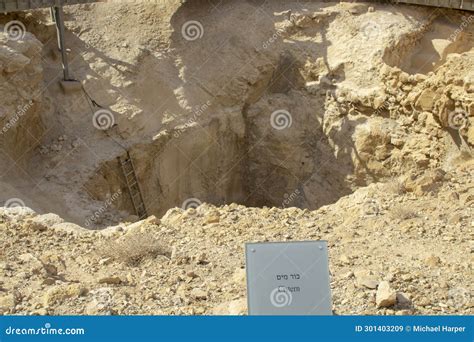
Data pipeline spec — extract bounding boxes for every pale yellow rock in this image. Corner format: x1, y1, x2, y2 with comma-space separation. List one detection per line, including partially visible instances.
232, 268, 246, 285
213, 299, 247, 315
425, 255, 441, 267
44, 284, 87, 306
205, 213, 220, 224
376, 281, 397, 308
23, 219, 47, 232
416, 89, 436, 111
98, 276, 122, 285
0, 294, 16, 313
467, 125, 474, 145
190, 288, 208, 300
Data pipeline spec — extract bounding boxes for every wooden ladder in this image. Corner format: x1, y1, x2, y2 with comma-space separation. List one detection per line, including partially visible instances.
118, 152, 148, 220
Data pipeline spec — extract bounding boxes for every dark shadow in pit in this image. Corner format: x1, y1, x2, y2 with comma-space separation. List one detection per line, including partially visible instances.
167, 1, 374, 212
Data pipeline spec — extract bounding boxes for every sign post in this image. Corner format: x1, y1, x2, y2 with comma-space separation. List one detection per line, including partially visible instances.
245, 241, 332, 315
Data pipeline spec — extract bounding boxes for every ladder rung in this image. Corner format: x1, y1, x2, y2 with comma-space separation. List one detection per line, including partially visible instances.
119, 152, 147, 219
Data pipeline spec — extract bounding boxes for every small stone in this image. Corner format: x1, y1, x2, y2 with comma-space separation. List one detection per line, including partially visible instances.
360, 278, 379, 289
232, 268, 246, 285
99, 257, 113, 266
339, 255, 351, 264
396, 292, 412, 308
98, 276, 122, 285
342, 271, 354, 279
425, 255, 441, 267
190, 288, 208, 300
194, 306, 206, 314
145, 215, 161, 225
23, 220, 48, 232
31, 213, 64, 227
18, 253, 43, 274
376, 281, 397, 308
355, 271, 379, 289
43, 264, 57, 276
85, 288, 114, 315
196, 253, 208, 265
417, 298, 431, 307
205, 212, 220, 224
186, 271, 198, 279
213, 298, 247, 315
126, 273, 135, 284
448, 213, 462, 225
33, 308, 48, 315
44, 284, 87, 306
0, 294, 16, 313
42, 278, 56, 285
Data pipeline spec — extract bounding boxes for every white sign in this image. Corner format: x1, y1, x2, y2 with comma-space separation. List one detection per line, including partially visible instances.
245, 241, 332, 315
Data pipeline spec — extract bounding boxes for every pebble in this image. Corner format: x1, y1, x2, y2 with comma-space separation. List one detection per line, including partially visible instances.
0, 294, 16, 313
190, 288, 208, 300
98, 276, 122, 285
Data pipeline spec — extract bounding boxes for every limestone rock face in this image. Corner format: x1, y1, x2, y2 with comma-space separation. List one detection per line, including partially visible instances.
0, 0, 472, 318
0, 31, 45, 170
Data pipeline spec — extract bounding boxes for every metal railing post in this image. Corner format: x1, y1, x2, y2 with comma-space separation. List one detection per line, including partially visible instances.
52, 4, 71, 81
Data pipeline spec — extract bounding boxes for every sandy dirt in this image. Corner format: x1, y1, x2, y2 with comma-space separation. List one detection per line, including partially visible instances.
0, 0, 472, 315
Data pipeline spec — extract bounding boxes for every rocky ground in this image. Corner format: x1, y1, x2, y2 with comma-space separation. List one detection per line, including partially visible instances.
1, 1, 473, 225
0, 1, 473, 316
0, 158, 472, 315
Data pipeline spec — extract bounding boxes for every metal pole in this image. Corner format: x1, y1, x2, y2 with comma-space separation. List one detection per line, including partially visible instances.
53, 5, 70, 81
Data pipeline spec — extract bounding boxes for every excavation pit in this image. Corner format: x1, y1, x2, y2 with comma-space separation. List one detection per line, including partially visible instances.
84, 109, 363, 227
